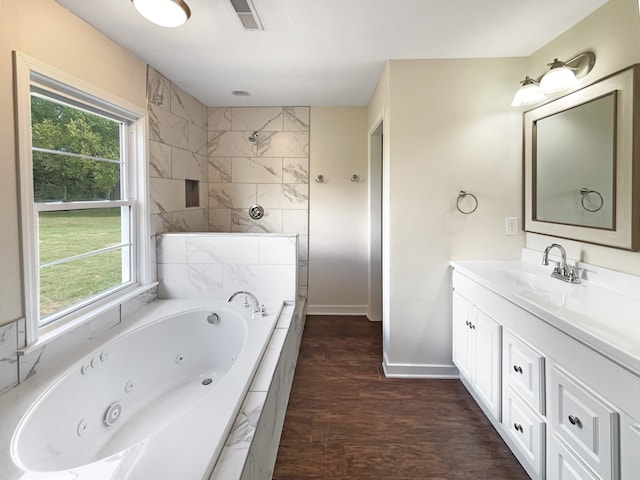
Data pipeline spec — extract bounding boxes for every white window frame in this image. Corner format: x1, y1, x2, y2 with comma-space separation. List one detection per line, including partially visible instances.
14, 52, 151, 347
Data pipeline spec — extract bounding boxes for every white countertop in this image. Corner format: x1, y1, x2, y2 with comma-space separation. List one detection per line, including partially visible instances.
451, 251, 640, 378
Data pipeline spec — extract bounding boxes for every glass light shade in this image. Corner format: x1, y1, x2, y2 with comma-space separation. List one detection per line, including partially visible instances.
132, 0, 191, 27
539, 65, 577, 94
511, 82, 547, 107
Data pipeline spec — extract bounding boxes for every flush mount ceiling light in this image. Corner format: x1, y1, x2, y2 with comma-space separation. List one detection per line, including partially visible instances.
511, 51, 596, 107
131, 0, 191, 28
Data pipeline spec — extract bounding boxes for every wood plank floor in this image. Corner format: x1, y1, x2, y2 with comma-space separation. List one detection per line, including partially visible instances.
273, 315, 530, 480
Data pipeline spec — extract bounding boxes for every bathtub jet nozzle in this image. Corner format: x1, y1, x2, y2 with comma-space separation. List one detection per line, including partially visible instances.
103, 402, 122, 427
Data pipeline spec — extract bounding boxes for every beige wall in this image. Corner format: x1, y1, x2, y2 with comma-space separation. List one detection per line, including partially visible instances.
524, 0, 640, 274
371, 0, 640, 375
379, 57, 526, 375
0, 0, 147, 327
308, 107, 369, 313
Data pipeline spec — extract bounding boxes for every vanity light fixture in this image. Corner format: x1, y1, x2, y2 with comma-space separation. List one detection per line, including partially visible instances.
540, 58, 579, 93
511, 51, 596, 107
131, 0, 191, 28
511, 76, 547, 107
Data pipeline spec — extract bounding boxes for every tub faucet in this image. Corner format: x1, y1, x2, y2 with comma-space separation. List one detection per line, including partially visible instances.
227, 291, 265, 315
542, 243, 580, 284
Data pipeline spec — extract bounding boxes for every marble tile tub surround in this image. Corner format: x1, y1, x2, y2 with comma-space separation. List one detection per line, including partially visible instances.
157, 233, 298, 303
148, 66, 209, 234
0, 322, 19, 394
0, 298, 304, 480
0, 287, 157, 396
208, 107, 309, 298
210, 301, 306, 480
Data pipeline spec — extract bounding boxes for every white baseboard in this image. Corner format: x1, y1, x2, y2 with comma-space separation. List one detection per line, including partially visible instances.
306, 304, 368, 316
366, 310, 382, 322
382, 352, 459, 378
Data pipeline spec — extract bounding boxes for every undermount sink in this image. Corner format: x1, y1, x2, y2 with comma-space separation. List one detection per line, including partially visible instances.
498, 269, 577, 295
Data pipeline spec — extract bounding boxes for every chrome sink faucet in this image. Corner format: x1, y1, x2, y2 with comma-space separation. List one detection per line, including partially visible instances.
542, 243, 580, 284
227, 290, 267, 316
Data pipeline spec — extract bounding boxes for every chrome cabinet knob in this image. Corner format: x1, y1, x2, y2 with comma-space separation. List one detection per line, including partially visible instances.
568, 415, 582, 428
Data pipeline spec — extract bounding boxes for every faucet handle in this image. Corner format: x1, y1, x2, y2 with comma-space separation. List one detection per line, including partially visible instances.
567, 266, 582, 284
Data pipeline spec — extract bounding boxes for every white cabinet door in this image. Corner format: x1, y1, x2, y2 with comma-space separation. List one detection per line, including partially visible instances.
452, 291, 501, 422
472, 307, 502, 422
452, 292, 473, 380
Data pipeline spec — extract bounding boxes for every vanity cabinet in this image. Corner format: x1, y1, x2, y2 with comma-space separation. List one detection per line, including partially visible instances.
503, 331, 546, 478
548, 364, 619, 480
504, 385, 546, 478
548, 433, 600, 480
452, 291, 501, 422
621, 416, 640, 480
504, 331, 545, 414
451, 266, 640, 480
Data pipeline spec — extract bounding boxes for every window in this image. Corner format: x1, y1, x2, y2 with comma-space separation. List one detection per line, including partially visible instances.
15, 53, 149, 342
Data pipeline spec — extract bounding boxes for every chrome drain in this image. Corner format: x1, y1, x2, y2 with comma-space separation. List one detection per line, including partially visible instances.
103, 402, 122, 427
202, 378, 213, 386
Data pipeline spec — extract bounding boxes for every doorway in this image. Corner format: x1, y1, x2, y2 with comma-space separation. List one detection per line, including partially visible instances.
368, 120, 383, 322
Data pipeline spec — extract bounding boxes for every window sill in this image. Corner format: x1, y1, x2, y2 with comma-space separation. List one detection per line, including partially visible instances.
18, 282, 158, 356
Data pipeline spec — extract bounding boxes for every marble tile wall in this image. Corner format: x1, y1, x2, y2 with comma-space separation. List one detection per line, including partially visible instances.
207, 107, 309, 298
0, 287, 157, 394
0, 321, 19, 394
157, 233, 298, 302
148, 67, 209, 234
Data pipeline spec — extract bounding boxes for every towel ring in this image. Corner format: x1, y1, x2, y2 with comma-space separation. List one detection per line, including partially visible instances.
456, 190, 478, 215
580, 188, 604, 212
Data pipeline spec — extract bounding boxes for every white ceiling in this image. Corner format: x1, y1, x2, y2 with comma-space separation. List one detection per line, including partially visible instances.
55, 0, 610, 107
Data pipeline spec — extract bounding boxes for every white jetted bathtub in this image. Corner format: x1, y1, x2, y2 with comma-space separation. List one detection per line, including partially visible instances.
10, 298, 282, 480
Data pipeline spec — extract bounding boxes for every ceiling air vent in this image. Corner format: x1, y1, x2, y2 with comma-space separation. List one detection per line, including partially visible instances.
228, 0, 263, 31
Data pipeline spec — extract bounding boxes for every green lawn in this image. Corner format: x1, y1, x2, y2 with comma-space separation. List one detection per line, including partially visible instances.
39, 209, 126, 317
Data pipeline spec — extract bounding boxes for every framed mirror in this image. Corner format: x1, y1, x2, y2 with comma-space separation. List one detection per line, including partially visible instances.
524, 64, 640, 250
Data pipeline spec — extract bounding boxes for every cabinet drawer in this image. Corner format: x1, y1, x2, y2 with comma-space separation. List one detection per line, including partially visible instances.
504, 385, 545, 478
549, 365, 619, 480
621, 417, 640, 480
548, 433, 599, 480
504, 330, 545, 414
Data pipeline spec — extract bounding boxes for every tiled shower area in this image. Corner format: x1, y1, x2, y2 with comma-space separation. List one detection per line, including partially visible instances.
148, 67, 309, 298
